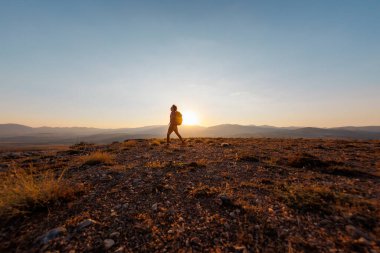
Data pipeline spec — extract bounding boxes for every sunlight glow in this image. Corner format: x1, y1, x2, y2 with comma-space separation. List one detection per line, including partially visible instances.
182, 111, 199, 125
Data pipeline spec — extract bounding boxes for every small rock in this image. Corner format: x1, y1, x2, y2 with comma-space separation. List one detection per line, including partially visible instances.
219, 195, 235, 207
152, 203, 158, 211
35, 227, 66, 244
221, 143, 230, 147
77, 219, 97, 230
104, 239, 115, 250
345, 225, 361, 239
114, 246, 125, 253
234, 245, 248, 252
110, 232, 120, 238
190, 237, 202, 246
0, 164, 9, 172
320, 219, 330, 226
122, 203, 129, 209
357, 237, 371, 245
133, 179, 141, 184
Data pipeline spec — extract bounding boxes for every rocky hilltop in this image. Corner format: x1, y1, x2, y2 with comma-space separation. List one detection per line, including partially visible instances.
0, 138, 379, 252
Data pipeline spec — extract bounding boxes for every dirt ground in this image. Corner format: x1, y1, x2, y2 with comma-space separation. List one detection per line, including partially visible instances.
1, 138, 379, 252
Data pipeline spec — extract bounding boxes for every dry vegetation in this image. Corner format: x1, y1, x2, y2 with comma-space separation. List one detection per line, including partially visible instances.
0, 167, 79, 218
81, 151, 114, 165
0, 138, 379, 252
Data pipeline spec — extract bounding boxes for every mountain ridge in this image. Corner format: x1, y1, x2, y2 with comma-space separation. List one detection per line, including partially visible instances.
0, 123, 379, 145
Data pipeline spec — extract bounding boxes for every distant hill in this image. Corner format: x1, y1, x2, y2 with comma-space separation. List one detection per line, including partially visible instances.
0, 123, 379, 146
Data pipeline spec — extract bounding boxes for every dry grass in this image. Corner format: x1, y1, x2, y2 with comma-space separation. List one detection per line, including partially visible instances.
149, 140, 161, 146
145, 161, 166, 169
0, 168, 79, 218
190, 184, 220, 198
81, 152, 114, 166
277, 184, 338, 214
122, 140, 138, 148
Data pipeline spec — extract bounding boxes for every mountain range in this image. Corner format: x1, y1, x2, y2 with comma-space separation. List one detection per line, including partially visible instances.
0, 123, 379, 146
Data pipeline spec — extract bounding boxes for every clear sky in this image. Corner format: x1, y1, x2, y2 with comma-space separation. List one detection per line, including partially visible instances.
1, 0, 379, 128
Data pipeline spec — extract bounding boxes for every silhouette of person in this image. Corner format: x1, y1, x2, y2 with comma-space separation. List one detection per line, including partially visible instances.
167, 104, 184, 145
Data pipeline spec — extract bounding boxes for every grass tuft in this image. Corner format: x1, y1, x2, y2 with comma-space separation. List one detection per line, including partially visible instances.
286, 153, 329, 168
0, 168, 80, 218
122, 140, 138, 148
81, 152, 114, 166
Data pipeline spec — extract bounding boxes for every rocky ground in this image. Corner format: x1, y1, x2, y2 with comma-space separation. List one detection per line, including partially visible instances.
0, 138, 379, 252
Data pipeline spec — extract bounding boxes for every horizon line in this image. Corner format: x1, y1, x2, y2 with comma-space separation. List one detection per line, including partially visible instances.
1, 122, 380, 130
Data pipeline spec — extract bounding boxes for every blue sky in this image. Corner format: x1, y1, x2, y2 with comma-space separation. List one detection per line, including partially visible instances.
0, 0, 379, 128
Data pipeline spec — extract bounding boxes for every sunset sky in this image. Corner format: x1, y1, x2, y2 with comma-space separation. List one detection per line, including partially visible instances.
1, 1, 379, 128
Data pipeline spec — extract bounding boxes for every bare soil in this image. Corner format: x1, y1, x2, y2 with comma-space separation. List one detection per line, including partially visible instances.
1, 138, 379, 252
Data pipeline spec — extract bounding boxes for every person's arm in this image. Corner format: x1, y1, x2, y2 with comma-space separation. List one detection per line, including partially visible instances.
170, 112, 175, 124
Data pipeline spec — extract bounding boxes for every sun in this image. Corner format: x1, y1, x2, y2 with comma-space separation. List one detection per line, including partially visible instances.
182, 111, 199, 125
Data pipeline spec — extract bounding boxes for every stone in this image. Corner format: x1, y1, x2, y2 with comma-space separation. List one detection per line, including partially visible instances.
219, 195, 235, 207
77, 219, 97, 230
110, 232, 120, 238
114, 246, 125, 253
104, 239, 115, 250
0, 163, 9, 172
345, 225, 361, 239
221, 143, 230, 147
152, 203, 158, 211
190, 237, 202, 246
35, 227, 66, 244
357, 237, 371, 245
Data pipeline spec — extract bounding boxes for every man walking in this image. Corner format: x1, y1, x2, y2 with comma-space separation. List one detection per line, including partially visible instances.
167, 104, 185, 145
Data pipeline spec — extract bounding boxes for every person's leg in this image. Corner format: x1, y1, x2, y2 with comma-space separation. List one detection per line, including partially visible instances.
173, 126, 184, 143
167, 125, 174, 144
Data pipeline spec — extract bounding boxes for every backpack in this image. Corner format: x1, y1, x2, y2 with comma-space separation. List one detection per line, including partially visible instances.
175, 111, 183, 125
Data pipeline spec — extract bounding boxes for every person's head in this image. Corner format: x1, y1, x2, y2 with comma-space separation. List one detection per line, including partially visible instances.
171, 104, 177, 112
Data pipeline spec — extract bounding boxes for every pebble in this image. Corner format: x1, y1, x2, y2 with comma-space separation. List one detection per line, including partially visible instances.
35, 227, 66, 244
345, 225, 367, 239
114, 246, 125, 253
110, 232, 120, 238
320, 219, 330, 226
152, 203, 158, 211
190, 237, 202, 246
357, 237, 371, 245
221, 143, 230, 147
104, 239, 115, 250
219, 195, 234, 207
132, 179, 141, 184
77, 219, 97, 230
